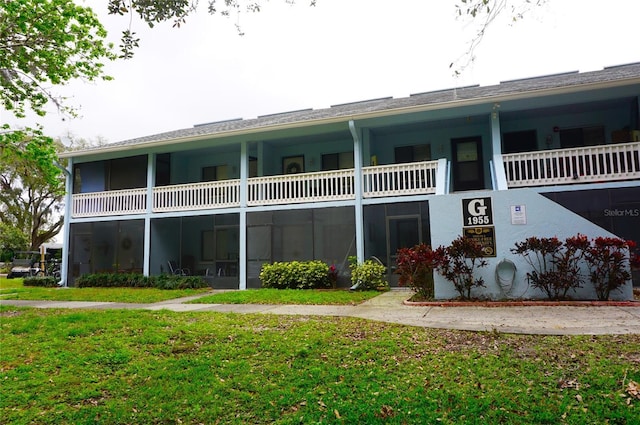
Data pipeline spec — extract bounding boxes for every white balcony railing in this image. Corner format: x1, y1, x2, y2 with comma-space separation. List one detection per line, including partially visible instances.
153, 180, 240, 212
71, 161, 441, 217
503, 142, 640, 188
247, 169, 355, 206
72, 188, 147, 217
363, 160, 438, 197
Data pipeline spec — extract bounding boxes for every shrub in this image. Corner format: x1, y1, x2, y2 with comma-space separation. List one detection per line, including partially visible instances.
154, 274, 207, 290
584, 237, 634, 301
349, 257, 388, 291
511, 235, 589, 300
23, 276, 59, 287
435, 235, 488, 299
260, 261, 331, 289
75, 273, 208, 290
396, 244, 439, 299
77, 273, 150, 288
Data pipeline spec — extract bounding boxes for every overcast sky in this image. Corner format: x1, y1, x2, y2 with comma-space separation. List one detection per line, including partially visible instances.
4, 0, 640, 144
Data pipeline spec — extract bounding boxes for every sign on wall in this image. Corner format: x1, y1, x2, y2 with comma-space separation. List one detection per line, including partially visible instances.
463, 226, 496, 257
462, 197, 493, 227
510, 205, 527, 225
462, 197, 496, 257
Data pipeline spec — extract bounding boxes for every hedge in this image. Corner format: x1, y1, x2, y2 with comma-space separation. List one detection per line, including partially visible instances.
75, 273, 209, 290
23, 276, 59, 287
260, 261, 331, 289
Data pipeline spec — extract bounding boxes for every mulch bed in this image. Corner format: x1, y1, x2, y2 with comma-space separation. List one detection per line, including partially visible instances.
404, 299, 640, 307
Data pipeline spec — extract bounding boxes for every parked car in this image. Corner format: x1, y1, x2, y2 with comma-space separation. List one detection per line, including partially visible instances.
7, 251, 40, 279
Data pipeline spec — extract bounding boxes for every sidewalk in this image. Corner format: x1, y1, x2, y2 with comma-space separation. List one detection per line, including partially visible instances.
2, 290, 639, 335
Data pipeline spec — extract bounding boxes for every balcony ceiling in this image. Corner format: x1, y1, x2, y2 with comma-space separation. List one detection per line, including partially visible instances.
500, 97, 637, 121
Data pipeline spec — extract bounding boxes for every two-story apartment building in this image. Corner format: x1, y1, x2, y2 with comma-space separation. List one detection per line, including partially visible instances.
59, 63, 640, 299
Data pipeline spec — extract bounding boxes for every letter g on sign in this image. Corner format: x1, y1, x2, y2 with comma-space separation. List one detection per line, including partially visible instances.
468, 199, 488, 216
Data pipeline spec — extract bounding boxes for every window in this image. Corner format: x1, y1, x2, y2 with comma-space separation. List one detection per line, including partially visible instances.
72, 155, 147, 193
394, 144, 431, 163
321, 152, 354, 171
560, 126, 605, 148
202, 164, 229, 181
155, 153, 171, 186
502, 130, 537, 154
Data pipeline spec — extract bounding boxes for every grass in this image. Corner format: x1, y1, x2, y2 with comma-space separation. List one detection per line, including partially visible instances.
190, 288, 382, 305
0, 277, 210, 304
1, 278, 383, 305
0, 306, 638, 424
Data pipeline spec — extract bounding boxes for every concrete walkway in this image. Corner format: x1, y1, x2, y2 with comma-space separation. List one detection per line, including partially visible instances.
2, 290, 639, 335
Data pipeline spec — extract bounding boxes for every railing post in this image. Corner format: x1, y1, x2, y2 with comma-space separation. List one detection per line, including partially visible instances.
435, 158, 449, 195
492, 154, 509, 190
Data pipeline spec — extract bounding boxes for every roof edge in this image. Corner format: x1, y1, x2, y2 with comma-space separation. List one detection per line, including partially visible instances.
60, 73, 640, 159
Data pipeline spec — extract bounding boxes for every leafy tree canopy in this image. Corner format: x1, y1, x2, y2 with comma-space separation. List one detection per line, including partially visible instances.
0, 126, 65, 250
0, 0, 116, 118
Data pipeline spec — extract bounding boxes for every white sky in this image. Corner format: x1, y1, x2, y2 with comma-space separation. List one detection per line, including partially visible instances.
3, 0, 640, 144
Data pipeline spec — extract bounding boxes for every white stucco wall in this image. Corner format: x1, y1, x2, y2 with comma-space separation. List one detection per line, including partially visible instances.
429, 188, 633, 300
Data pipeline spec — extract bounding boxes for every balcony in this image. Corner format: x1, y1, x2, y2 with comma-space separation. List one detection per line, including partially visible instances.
363, 161, 438, 198
154, 180, 240, 212
503, 142, 640, 188
247, 169, 355, 206
72, 188, 147, 218
70, 161, 439, 217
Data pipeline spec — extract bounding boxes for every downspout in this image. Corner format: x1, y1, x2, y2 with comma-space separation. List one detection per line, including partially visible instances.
55, 159, 72, 287
348, 120, 365, 264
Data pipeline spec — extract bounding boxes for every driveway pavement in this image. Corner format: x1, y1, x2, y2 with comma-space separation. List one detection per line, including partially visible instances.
2, 290, 639, 335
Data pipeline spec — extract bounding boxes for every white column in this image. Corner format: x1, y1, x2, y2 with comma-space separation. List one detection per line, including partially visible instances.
490, 111, 509, 190
143, 153, 155, 276
349, 120, 365, 263
239, 141, 247, 289
60, 158, 73, 287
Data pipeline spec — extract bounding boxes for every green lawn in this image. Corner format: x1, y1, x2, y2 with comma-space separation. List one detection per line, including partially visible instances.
1, 278, 383, 305
190, 288, 382, 305
1, 306, 638, 424
0, 277, 211, 304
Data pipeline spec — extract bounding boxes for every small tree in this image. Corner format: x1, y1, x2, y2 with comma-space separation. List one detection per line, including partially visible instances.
584, 237, 633, 301
396, 244, 440, 300
435, 236, 488, 299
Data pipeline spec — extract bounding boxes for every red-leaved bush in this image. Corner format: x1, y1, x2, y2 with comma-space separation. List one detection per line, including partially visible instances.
396, 243, 440, 299
513, 234, 634, 300
584, 237, 634, 301
511, 235, 587, 300
435, 236, 488, 299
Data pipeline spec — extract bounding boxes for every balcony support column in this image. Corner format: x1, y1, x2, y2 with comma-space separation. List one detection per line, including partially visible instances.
143, 154, 155, 276
239, 141, 248, 290
60, 157, 73, 287
490, 110, 509, 190
349, 120, 365, 263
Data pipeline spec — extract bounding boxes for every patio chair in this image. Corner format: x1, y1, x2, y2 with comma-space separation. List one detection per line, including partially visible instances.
167, 260, 190, 276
